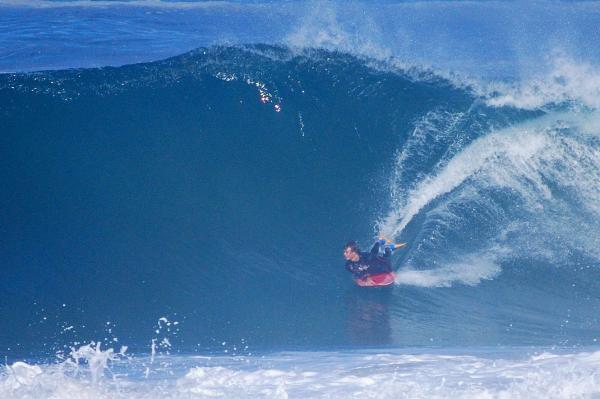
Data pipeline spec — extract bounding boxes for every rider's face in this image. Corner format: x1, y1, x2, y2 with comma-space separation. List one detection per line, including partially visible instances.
343, 247, 359, 261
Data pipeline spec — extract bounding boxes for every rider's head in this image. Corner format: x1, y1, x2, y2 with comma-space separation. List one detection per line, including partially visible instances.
343, 240, 360, 262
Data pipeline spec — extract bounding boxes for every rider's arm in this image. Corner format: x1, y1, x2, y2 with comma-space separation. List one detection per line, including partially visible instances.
370, 239, 386, 255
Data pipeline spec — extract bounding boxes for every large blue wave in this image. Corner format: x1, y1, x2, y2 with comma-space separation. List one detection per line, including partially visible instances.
2, 45, 600, 358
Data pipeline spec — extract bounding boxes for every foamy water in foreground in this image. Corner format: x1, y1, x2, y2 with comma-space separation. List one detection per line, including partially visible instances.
3, 345, 600, 398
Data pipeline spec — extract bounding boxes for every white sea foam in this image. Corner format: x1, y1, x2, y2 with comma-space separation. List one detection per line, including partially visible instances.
379, 108, 600, 286
3, 346, 600, 398
480, 56, 600, 110
394, 250, 502, 288
379, 116, 552, 239
284, 1, 392, 61
379, 55, 600, 113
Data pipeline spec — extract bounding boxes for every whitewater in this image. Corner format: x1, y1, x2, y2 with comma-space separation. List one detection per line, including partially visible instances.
3, 1, 600, 398
5, 344, 600, 399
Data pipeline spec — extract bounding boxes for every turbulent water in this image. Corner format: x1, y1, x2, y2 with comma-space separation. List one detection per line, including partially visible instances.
5, 346, 600, 398
3, 1, 600, 398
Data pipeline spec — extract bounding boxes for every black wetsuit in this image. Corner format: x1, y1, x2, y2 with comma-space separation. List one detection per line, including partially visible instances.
345, 241, 393, 279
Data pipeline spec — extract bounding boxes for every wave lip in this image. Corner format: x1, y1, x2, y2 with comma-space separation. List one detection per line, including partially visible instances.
481, 57, 600, 111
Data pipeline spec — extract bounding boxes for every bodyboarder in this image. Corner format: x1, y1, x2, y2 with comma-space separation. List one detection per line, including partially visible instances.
343, 239, 406, 286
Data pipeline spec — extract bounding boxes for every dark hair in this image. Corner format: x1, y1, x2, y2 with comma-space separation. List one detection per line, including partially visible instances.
344, 240, 359, 253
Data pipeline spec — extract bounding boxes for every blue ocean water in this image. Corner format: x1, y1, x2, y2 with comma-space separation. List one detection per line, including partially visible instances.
3, 1, 600, 397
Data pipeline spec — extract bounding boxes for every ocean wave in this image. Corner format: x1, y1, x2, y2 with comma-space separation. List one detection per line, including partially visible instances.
3, 44, 600, 352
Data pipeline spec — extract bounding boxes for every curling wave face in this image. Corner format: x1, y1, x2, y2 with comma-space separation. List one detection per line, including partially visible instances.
2, 44, 600, 357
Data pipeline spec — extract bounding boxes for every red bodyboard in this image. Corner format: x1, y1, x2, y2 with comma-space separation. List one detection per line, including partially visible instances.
355, 272, 396, 287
